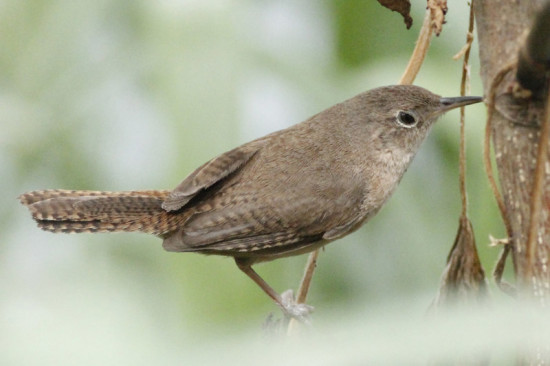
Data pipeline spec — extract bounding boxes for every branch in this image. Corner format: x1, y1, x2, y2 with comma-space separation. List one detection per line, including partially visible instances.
458, 5, 475, 217
287, 249, 320, 335
432, 1, 488, 309
483, 62, 516, 239
399, 9, 433, 85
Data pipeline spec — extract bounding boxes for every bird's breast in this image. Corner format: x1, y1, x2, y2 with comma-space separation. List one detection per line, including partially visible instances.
360, 148, 415, 211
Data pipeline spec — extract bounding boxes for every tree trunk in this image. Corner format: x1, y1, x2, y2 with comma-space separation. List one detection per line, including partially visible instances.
474, 0, 550, 362
475, 0, 550, 296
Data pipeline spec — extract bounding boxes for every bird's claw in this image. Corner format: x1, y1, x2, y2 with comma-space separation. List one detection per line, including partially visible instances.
280, 289, 314, 322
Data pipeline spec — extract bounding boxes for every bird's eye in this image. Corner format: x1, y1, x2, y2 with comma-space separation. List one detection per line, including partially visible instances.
396, 111, 419, 128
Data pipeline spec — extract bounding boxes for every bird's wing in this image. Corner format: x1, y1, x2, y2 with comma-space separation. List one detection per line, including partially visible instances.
161, 125, 370, 256
163, 182, 367, 255
322, 213, 369, 240
161, 142, 264, 211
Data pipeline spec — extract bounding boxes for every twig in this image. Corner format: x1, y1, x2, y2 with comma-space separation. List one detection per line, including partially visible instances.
453, 32, 474, 61
295, 249, 320, 304
399, 9, 433, 85
483, 62, 518, 296
287, 249, 320, 335
483, 62, 516, 239
431, 0, 489, 308
525, 83, 550, 279
458, 3, 475, 217
491, 238, 516, 297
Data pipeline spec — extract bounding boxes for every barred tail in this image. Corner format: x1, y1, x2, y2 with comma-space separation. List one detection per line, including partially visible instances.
19, 189, 182, 235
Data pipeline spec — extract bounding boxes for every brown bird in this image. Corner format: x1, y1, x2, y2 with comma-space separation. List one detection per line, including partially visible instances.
19, 85, 482, 319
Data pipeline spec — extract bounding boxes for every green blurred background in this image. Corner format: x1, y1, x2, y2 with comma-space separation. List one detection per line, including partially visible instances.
2, 0, 511, 364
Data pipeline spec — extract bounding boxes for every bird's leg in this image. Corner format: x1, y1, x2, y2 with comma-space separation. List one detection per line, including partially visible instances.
235, 258, 313, 321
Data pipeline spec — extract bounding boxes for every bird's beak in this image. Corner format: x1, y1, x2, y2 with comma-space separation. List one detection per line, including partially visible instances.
438, 95, 483, 114
426, 95, 483, 120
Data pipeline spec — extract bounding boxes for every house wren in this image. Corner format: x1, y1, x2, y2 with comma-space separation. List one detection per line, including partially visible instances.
19, 85, 482, 318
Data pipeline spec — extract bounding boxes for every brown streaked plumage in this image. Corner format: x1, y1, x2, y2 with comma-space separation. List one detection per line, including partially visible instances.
19, 85, 482, 319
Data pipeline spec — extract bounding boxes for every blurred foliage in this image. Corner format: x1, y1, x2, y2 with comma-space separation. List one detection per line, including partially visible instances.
1, 0, 516, 364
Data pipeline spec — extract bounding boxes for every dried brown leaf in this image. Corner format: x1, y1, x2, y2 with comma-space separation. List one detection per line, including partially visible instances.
427, 0, 447, 36
377, 0, 413, 29
432, 216, 488, 308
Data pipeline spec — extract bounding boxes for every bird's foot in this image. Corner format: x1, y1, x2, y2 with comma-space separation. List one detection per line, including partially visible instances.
279, 289, 314, 322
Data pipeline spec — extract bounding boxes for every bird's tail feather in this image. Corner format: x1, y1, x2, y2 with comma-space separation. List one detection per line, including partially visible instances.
19, 189, 181, 235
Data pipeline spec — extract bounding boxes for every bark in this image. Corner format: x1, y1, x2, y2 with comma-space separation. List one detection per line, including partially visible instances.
474, 5, 550, 365
475, 0, 550, 297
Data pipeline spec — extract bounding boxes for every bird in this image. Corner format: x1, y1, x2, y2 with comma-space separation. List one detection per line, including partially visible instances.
19, 85, 482, 319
